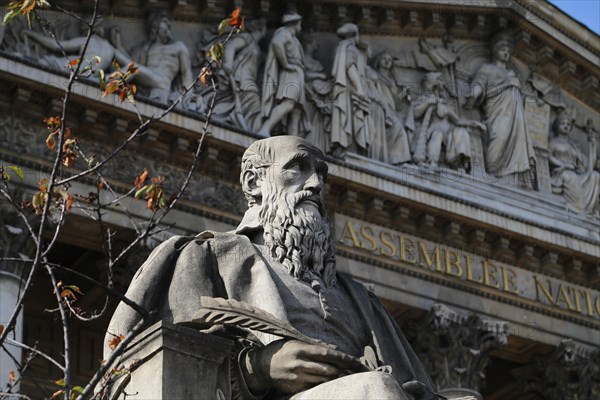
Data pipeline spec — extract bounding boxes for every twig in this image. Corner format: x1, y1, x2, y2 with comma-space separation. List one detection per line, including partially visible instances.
6, 339, 65, 372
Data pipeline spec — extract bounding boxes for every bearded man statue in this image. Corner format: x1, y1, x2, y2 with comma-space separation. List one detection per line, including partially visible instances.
105, 136, 437, 400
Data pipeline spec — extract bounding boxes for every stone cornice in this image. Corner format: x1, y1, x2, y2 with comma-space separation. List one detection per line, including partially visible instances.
1, 56, 598, 283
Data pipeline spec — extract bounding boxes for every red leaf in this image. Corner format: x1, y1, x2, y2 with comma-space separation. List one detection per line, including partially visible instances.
228, 7, 243, 28
0, 324, 4, 335
134, 168, 149, 189
98, 181, 104, 191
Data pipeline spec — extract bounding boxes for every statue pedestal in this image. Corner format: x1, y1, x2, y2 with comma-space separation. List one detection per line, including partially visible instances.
109, 321, 233, 400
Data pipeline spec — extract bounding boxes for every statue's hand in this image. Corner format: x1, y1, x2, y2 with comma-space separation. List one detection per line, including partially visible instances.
246, 339, 360, 394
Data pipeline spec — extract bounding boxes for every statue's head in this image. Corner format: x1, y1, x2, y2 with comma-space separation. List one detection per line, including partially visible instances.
282, 12, 302, 34
336, 23, 359, 43
373, 51, 393, 71
148, 10, 172, 44
245, 18, 267, 38
240, 137, 336, 287
490, 31, 513, 62
554, 109, 574, 136
422, 71, 444, 91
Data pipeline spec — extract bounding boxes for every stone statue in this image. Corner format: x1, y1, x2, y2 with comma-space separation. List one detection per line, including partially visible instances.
366, 48, 412, 165
211, 18, 267, 131
258, 13, 309, 137
466, 32, 536, 183
330, 23, 370, 157
123, 11, 194, 105
21, 16, 126, 72
301, 32, 332, 153
106, 136, 437, 399
413, 72, 485, 171
549, 110, 600, 213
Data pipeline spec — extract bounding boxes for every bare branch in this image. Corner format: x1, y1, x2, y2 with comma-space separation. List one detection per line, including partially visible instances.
6, 339, 65, 372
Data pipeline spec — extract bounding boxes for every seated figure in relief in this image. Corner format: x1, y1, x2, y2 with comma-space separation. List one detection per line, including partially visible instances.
22, 16, 126, 72
123, 10, 194, 106
209, 18, 267, 131
105, 136, 438, 400
466, 32, 536, 185
413, 72, 485, 171
549, 110, 600, 214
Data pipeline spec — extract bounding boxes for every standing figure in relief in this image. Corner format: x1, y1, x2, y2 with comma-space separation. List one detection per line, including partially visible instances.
413, 72, 485, 171
549, 111, 600, 214
258, 12, 308, 137
124, 11, 194, 105
301, 32, 332, 153
331, 23, 370, 157
368, 49, 412, 165
466, 32, 536, 184
215, 18, 267, 131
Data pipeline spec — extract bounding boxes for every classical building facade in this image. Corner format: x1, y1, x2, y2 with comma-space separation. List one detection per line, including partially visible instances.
0, 0, 598, 398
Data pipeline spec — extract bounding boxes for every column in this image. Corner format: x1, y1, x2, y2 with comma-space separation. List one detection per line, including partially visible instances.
404, 304, 509, 399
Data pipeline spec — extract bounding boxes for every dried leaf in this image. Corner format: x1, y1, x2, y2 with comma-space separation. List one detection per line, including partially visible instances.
8, 371, 15, 382
54, 378, 65, 387
199, 66, 212, 87
134, 168, 149, 189
0, 324, 3, 335
98, 181, 104, 191
68, 58, 80, 67
103, 80, 120, 97
108, 334, 125, 350
228, 7, 243, 28
208, 42, 224, 64
50, 390, 63, 399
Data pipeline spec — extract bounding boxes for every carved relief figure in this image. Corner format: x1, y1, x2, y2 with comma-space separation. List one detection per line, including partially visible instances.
22, 17, 124, 71
258, 12, 308, 137
106, 136, 438, 400
549, 111, 600, 213
413, 72, 485, 171
212, 18, 267, 131
124, 11, 194, 105
466, 32, 536, 182
367, 49, 412, 165
330, 23, 370, 157
301, 32, 332, 153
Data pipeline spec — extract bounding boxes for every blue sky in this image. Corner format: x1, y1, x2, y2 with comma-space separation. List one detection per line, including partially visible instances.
549, 0, 600, 34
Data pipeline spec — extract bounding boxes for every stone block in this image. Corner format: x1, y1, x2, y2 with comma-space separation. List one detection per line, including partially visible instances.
109, 321, 233, 400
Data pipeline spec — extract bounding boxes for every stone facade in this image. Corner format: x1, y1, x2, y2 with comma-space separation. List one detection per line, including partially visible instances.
0, 1, 598, 398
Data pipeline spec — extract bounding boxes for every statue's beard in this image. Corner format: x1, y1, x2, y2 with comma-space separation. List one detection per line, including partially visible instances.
259, 188, 337, 288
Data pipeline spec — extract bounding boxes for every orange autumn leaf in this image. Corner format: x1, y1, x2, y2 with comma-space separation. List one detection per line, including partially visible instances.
0, 324, 4, 335
68, 58, 80, 67
9, 371, 15, 382
108, 334, 125, 350
50, 389, 64, 399
228, 7, 243, 28
134, 168, 149, 189
64, 193, 73, 210
98, 181, 104, 191
199, 66, 212, 87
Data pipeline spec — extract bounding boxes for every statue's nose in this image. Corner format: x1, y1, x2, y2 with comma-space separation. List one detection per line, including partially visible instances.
304, 171, 322, 193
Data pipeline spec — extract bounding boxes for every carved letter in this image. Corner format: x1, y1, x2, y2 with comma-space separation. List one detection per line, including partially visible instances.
535, 276, 554, 305
419, 242, 441, 271
360, 225, 377, 251
501, 266, 519, 294
339, 221, 361, 248
555, 285, 576, 311
400, 236, 417, 264
482, 260, 500, 289
380, 230, 397, 257
444, 249, 463, 277
465, 255, 482, 283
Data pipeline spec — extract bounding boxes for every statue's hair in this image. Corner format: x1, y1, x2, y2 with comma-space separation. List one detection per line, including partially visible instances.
148, 10, 170, 42
240, 140, 275, 206
491, 31, 513, 52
